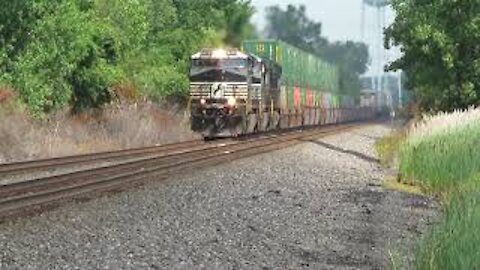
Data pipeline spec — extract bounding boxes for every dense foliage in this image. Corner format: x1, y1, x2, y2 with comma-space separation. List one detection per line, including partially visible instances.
0, 0, 255, 115
265, 4, 369, 98
386, 0, 480, 112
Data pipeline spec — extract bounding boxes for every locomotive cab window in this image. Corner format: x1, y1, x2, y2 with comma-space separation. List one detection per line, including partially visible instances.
191, 59, 247, 68
190, 58, 249, 82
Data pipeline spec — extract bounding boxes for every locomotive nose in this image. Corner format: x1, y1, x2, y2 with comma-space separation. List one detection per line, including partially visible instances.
211, 83, 226, 98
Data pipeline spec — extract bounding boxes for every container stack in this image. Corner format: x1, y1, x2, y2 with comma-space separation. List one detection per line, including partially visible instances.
242, 40, 343, 110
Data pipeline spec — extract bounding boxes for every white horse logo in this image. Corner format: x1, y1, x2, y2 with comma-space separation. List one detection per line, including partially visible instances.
211, 83, 225, 98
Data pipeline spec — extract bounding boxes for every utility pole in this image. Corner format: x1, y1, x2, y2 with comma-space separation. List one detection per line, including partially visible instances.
398, 70, 403, 108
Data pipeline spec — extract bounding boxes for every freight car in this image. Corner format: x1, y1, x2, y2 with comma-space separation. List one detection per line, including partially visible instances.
188, 40, 376, 138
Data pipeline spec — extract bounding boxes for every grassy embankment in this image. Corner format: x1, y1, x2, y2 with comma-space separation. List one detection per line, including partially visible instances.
0, 89, 196, 163
379, 109, 480, 269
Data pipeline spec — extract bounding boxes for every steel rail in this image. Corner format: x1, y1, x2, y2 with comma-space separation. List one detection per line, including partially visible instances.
0, 140, 241, 198
0, 139, 204, 176
0, 124, 358, 219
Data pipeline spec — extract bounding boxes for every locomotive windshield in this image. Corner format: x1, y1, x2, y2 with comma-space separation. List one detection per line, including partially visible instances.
191, 59, 247, 68
189, 58, 249, 82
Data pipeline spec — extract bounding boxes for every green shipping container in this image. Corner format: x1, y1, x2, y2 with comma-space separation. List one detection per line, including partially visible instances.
242, 40, 339, 94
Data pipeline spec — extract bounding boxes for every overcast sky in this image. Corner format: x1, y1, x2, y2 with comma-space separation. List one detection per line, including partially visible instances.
250, 0, 399, 75
251, 0, 395, 42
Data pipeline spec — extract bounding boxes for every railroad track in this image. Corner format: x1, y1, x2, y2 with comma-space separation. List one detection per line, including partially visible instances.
0, 123, 360, 220
0, 139, 205, 178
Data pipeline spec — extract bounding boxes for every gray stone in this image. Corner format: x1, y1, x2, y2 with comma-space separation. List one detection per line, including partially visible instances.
0, 124, 437, 270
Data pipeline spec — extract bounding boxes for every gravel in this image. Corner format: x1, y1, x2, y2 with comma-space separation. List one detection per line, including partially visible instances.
0, 124, 437, 269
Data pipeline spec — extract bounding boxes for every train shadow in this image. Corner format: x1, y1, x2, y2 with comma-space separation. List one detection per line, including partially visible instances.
302, 139, 380, 164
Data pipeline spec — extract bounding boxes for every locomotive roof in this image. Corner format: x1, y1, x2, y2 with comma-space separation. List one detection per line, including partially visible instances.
191, 48, 250, 60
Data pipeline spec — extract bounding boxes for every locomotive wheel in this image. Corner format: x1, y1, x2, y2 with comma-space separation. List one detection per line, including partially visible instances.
296, 114, 302, 127
279, 113, 289, 129
247, 113, 258, 134
237, 115, 247, 136
214, 116, 227, 132
303, 110, 310, 126
310, 108, 317, 126
259, 112, 270, 132
229, 117, 243, 137
338, 109, 343, 123
292, 113, 300, 128
269, 111, 280, 130
315, 108, 321, 125
288, 113, 295, 128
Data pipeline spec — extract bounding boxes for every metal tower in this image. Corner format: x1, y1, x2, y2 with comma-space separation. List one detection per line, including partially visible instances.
361, 0, 388, 94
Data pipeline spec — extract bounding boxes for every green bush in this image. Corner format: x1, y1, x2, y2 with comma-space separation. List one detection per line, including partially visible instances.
10, 1, 118, 115
0, 0, 256, 115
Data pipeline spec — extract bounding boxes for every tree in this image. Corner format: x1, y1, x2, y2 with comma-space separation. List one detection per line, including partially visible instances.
265, 5, 327, 53
11, 1, 117, 115
221, 0, 257, 46
321, 41, 369, 97
0, 0, 256, 115
385, 0, 480, 112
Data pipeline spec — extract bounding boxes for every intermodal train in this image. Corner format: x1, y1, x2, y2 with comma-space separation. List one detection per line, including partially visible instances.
188, 40, 378, 138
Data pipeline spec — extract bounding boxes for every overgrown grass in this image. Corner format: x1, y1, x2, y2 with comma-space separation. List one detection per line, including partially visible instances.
415, 179, 480, 269
0, 97, 198, 163
400, 121, 480, 192
397, 108, 480, 269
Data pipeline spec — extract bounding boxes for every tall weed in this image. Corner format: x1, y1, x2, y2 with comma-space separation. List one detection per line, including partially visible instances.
398, 108, 480, 269
0, 101, 197, 163
399, 108, 480, 191
415, 179, 480, 270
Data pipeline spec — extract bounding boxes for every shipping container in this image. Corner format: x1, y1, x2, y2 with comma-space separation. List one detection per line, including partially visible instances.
242, 40, 339, 94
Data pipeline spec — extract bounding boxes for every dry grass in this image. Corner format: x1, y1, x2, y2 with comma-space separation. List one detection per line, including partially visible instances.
0, 88, 14, 103
407, 107, 480, 142
375, 130, 406, 168
0, 98, 198, 163
383, 178, 424, 195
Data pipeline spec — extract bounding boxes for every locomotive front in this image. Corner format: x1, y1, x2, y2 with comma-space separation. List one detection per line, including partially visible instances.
189, 48, 254, 137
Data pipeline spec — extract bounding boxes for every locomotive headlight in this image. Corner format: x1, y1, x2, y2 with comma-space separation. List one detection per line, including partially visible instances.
227, 97, 237, 107
200, 98, 207, 105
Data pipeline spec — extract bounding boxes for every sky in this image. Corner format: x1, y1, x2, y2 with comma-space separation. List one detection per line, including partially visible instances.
251, 0, 395, 42
250, 0, 400, 75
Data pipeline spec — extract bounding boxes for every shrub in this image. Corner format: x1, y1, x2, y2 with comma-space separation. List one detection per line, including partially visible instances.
12, 1, 118, 116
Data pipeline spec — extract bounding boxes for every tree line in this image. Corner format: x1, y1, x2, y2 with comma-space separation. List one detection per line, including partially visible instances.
0, 0, 255, 116
0, 1, 370, 116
